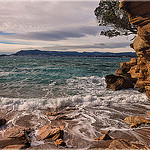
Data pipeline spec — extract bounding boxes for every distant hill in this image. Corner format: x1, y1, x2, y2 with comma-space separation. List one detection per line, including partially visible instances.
0, 49, 137, 57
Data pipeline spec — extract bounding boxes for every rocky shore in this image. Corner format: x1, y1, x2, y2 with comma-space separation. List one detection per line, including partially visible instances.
1, 107, 150, 149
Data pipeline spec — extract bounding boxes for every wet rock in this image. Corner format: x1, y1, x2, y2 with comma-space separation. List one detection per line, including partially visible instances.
124, 116, 150, 128
4, 126, 30, 139
4, 126, 31, 147
105, 74, 134, 90
0, 118, 6, 127
108, 139, 142, 149
2, 144, 25, 150
37, 125, 61, 140
54, 115, 73, 120
55, 139, 66, 147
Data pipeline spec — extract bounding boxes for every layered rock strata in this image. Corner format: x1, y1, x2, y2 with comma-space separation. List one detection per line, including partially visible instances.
106, 1, 150, 98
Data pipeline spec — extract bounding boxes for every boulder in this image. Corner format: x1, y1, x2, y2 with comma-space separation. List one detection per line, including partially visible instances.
4, 126, 31, 147
105, 74, 134, 90
37, 125, 61, 141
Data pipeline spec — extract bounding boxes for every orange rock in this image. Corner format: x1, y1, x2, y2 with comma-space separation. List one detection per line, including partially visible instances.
37, 125, 61, 140
55, 139, 66, 147
4, 126, 30, 139
51, 132, 61, 141
124, 116, 150, 128
117, 1, 150, 99
131, 36, 150, 53
138, 24, 150, 42
2, 144, 25, 150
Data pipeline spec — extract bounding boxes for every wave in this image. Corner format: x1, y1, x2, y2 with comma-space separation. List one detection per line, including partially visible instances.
0, 76, 150, 133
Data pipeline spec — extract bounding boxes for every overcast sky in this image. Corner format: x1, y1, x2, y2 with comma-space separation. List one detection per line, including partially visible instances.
0, 0, 134, 54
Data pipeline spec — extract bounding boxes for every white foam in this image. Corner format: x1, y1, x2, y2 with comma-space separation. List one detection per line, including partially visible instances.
0, 84, 148, 111
0, 76, 149, 133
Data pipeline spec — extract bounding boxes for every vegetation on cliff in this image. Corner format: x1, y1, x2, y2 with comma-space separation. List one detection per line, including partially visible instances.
94, 0, 137, 38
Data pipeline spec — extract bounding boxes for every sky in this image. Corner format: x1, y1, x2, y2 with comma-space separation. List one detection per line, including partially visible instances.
0, 0, 135, 54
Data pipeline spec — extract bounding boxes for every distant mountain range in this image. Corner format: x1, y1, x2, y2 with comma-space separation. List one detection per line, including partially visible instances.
0, 49, 137, 57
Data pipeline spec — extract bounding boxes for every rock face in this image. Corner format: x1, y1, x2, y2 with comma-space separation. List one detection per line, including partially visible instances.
106, 1, 150, 98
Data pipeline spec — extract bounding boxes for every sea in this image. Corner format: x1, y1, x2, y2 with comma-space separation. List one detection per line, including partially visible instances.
0, 56, 150, 144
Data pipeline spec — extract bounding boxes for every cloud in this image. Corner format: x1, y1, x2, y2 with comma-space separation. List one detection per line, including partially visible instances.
10, 26, 100, 41
0, 1, 99, 33
42, 42, 130, 51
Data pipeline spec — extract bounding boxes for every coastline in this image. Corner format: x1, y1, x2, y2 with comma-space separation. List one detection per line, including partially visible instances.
1, 105, 150, 149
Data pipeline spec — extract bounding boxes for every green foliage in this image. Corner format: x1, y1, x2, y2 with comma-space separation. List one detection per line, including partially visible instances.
94, 0, 137, 38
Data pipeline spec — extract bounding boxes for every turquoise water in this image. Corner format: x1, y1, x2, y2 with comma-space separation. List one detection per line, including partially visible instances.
0, 57, 129, 99
0, 56, 149, 132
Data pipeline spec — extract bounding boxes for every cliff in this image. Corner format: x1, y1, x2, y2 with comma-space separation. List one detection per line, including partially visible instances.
106, 1, 150, 98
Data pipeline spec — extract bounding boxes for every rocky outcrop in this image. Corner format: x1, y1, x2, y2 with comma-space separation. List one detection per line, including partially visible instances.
106, 1, 150, 98
105, 74, 134, 90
